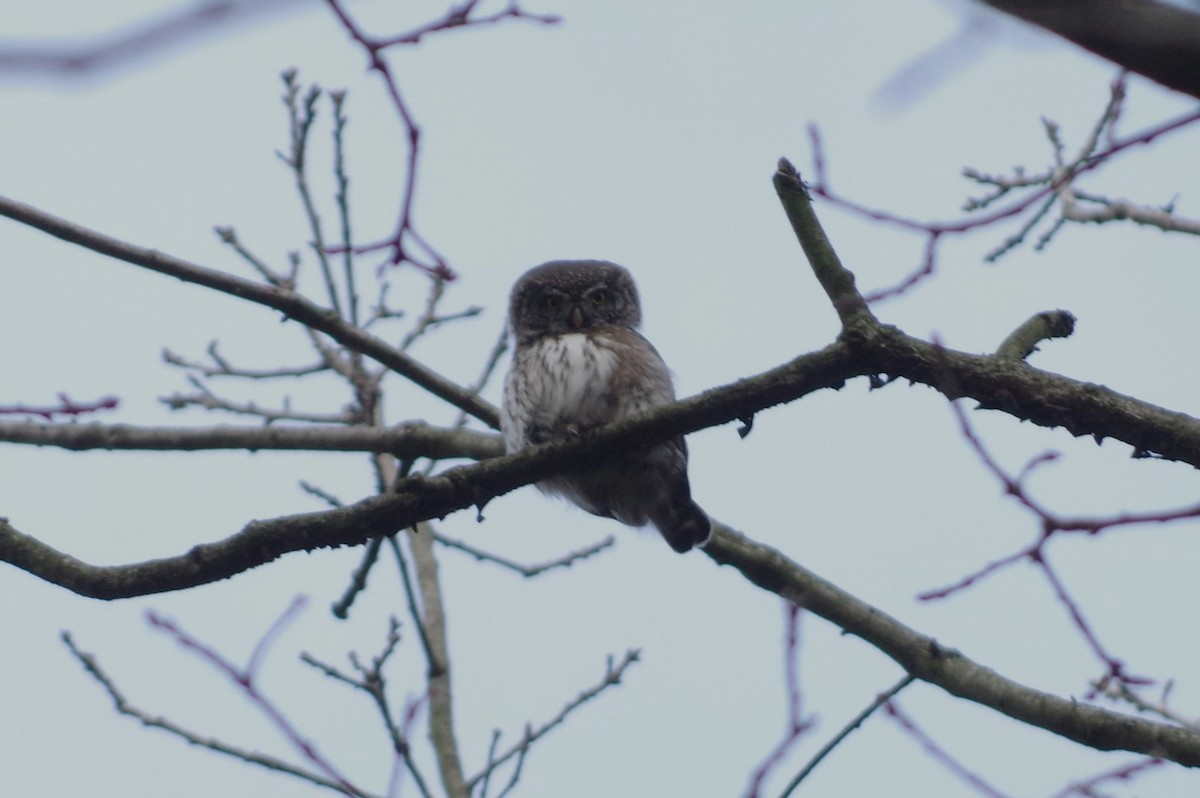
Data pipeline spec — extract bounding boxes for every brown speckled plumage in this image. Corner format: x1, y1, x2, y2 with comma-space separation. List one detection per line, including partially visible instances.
501, 260, 710, 553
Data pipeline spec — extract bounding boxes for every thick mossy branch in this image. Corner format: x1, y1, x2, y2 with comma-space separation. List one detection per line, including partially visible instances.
859, 324, 1200, 464
0, 421, 503, 459
4, 328, 1200, 599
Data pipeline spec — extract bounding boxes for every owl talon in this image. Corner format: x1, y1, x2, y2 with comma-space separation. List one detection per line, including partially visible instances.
528, 424, 552, 445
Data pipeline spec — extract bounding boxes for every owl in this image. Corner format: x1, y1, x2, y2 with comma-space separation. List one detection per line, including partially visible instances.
501, 260, 711, 553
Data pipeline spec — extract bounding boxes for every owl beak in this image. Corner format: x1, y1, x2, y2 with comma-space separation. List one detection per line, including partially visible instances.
570, 305, 584, 330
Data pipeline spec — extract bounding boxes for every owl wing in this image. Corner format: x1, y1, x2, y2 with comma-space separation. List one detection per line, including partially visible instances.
603, 327, 676, 417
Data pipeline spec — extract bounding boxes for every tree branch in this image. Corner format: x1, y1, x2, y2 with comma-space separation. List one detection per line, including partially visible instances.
774, 158, 875, 328
404, 524, 467, 798
432, 531, 615, 577
702, 524, 1200, 767
982, 0, 1200, 100
0, 194, 499, 428
996, 310, 1077, 360
4, 319, 1200, 598
61, 630, 382, 798
0, 420, 502, 460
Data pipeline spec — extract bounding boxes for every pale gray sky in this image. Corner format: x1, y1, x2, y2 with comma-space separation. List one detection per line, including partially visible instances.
3, 1, 1200, 796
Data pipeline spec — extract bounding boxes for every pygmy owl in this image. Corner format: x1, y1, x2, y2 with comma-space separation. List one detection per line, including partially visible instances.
501, 260, 711, 553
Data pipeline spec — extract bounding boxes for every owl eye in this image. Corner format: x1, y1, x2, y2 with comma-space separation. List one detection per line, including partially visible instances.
541, 295, 564, 311
590, 291, 607, 305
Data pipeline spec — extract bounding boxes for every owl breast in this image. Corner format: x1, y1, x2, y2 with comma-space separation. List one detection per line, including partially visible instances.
502, 332, 625, 452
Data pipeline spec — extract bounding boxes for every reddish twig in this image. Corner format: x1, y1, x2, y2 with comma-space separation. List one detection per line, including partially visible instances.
0, 393, 118, 419
1048, 757, 1163, 798
300, 619, 436, 798
885, 702, 1012, 798
806, 83, 1200, 301
1035, 552, 1152, 690
0, 0, 305, 76
147, 598, 365, 797
779, 674, 915, 795
743, 603, 813, 798
321, 0, 559, 277
921, 398, 1175, 688
432, 531, 615, 577
1093, 676, 1200, 732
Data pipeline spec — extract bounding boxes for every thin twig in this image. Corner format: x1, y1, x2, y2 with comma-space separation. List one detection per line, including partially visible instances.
745, 604, 813, 797
1048, 757, 1163, 798
280, 72, 343, 318
62, 631, 382, 797
466, 650, 641, 789
330, 88, 359, 328
387, 533, 437, 672
301, 619, 436, 798
778, 675, 915, 796
432, 531, 615, 577
0, 193, 503, 426
163, 342, 328, 380
0, 393, 118, 419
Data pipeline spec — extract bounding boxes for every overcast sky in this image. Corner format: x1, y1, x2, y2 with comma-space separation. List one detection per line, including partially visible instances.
3, 1, 1200, 796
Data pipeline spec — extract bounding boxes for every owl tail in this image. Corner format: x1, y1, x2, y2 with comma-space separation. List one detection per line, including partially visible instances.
653, 497, 712, 554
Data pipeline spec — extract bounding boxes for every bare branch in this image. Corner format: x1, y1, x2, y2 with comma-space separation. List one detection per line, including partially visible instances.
0, 419, 502, 459
62, 610, 385, 798
773, 157, 875, 328
331, 537, 384, 620
330, 88, 359, 328
1048, 757, 1164, 798
806, 92, 1200, 295
279, 72, 344, 318
301, 619, 436, 798
8, 309, 1200, 599
466, 650, 641, 790
163, 340, 329, 380
320, 0, 559, 276
432, 531, 615, 577
0, 0, 311, 77
919, 396, 1200, 688
779, 675, 916, 796
161, 376, 356, 424
145, 604, 366, 796
1094, 677, 1200, 732
744, 603, 814, 797
703, 524, 1200, 767
1059, 187, 1200, 234
214, 225, 297, 288
0, 393, 118, 419
0, 194, 500, 427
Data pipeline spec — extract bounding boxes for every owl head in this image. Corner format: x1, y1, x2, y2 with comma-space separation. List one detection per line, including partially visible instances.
508, 260, 642, 344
